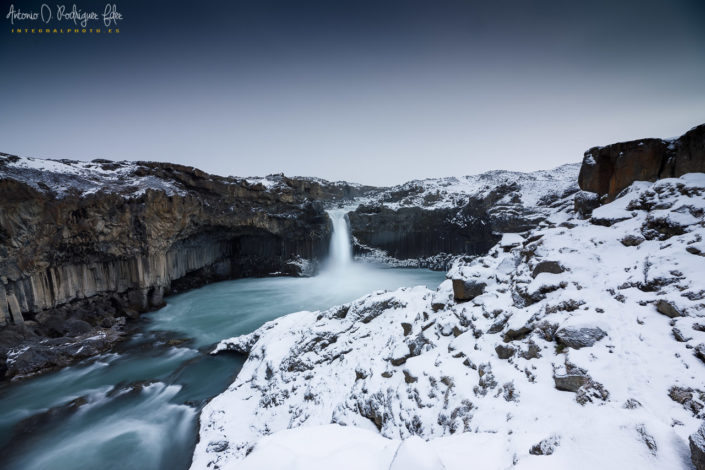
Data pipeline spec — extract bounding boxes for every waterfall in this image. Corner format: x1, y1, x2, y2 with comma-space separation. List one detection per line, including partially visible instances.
326, 209, 353, 270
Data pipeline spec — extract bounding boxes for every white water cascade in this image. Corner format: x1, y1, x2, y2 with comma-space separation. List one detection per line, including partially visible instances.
326, 209, 353, 270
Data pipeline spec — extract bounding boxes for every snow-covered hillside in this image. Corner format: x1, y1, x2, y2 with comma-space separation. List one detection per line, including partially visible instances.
192, 173, 705, 470
358, 163, 580, 210
0, 153, 363, 199
0, 152, 578, 214
0, 154, 188, 198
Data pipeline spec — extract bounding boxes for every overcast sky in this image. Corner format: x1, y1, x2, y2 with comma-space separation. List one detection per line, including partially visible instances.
1, 0, 704, 186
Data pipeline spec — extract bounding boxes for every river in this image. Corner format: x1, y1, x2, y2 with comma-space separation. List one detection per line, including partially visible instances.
0, 211, 445, 470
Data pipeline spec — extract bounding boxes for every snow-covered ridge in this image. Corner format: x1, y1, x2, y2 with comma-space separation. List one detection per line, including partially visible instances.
0, 153, 364, 199
358, 163, 580, 210
1, 153, 578, 208
193, 173, 705, 470
0, 154, 188, 198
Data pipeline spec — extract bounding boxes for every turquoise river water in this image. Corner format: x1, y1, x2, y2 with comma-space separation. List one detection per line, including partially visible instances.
0, 265, 444, 470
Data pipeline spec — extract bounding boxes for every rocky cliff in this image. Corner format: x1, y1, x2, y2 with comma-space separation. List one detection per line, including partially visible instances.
348, 164, 580, 268
0, 155, 374, 379
578, 123, 705, 201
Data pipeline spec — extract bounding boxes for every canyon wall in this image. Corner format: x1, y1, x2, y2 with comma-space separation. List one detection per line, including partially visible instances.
348, 165, 580, 264
0, 163, 338, 330
0, 157, 353, 377
348, 206, 499, 260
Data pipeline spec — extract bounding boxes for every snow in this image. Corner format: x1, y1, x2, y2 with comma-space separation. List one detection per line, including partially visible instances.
354, 163, 580, 211
230, 425, 397, 470
191, 172, 705, 470
0, 154, 187, 199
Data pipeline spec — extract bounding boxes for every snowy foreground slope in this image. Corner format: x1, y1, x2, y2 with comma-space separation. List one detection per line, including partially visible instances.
192, 174, 705, 470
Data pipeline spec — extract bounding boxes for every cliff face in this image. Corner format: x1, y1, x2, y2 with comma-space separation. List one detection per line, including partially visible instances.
348, 164, 580, 265
349, 205, 499, 260
578, 123, 705, 201
0, 156, 365, 378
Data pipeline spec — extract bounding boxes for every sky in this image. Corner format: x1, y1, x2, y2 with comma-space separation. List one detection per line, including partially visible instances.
1, 0, 704, 186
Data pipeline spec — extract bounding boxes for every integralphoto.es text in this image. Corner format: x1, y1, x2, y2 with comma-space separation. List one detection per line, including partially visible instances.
6, 3, 123, 28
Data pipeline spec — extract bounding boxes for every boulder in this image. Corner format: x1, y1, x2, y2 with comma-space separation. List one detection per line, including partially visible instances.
554, 373, 590, 392
673, 328, 692, 343
691, 421, 705, 470
5, 328, 124, 379
578, 123, 705, 201
529, 435, 560, 456
531, 261, 565, 278
696, 344, 705, 365
452, 279, 486, 301
656, 300, 683, 318
206, 441, 229, 453
495, 344, 516, 360
620, 234, 645, 247
62, 319, 94, 337
555, 326, 607, 350
574, 191, 600, 219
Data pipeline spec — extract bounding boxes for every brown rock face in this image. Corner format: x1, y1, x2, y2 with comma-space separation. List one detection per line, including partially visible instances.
578, 123, 705, 200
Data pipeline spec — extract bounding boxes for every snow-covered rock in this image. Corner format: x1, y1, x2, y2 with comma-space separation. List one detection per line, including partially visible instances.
691, 421, 705, 470
192, 173, 705, 470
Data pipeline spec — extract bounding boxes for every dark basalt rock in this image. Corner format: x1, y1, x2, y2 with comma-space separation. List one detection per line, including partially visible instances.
574, 191, 600, 219
349, 205, 500, 260
578, 123, 705, 201
529, 435, 560, 456
495, 344, 516, 360
691, 421, 705, 470
452, 279, 486, 302
5, 327, 125, 380
0, 158, 351, 379
531, 260, 565, 278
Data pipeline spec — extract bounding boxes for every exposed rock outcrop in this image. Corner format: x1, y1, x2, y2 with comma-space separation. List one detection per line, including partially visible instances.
578, 123, 705, 201
452, 279, 487, 301
349, 205, 499, 260
692, 421, 705, 470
